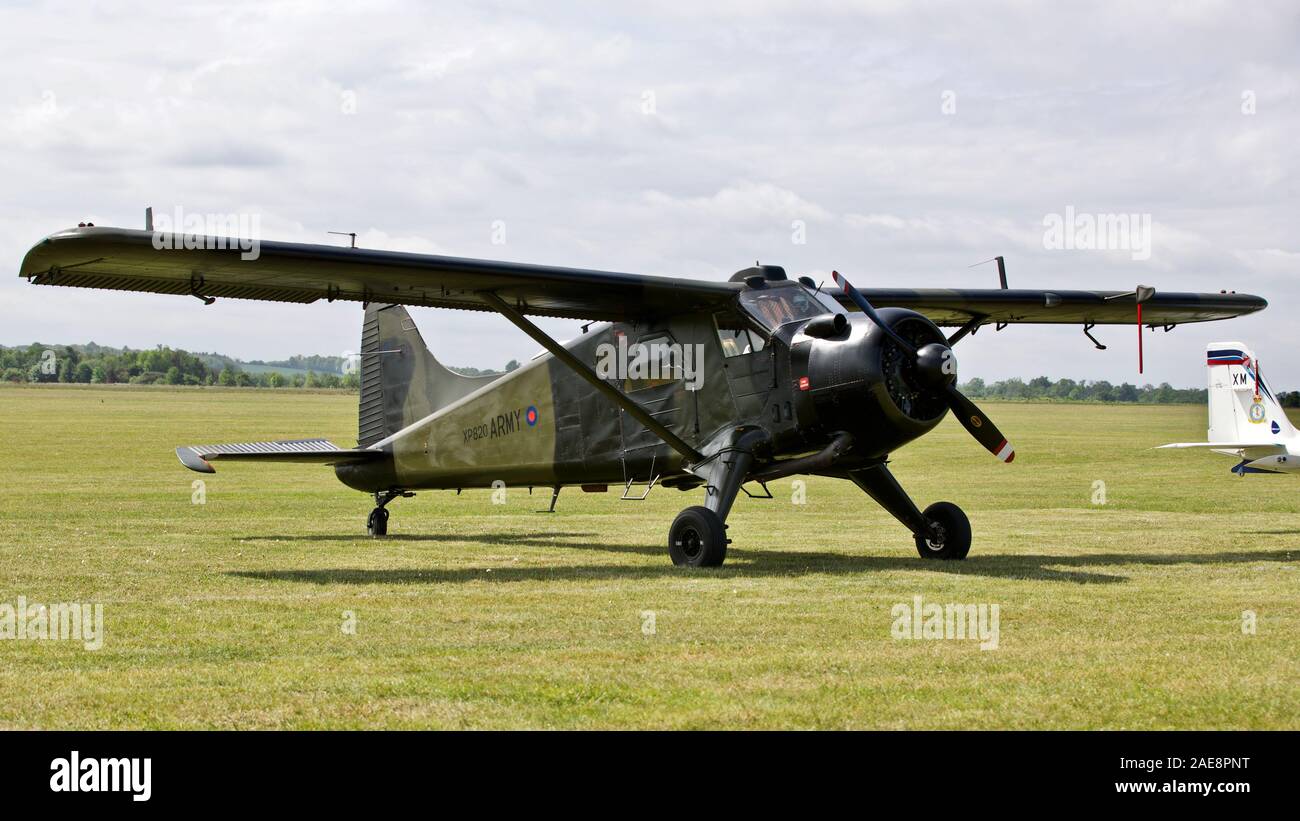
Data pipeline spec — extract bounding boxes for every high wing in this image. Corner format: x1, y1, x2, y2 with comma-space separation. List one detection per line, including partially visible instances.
836, 288, 1266, 327
20, 226, 1266, 325
20, 226, 740, 322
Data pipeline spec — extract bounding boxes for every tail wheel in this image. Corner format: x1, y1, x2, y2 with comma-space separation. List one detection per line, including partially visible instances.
668, 506, 728, 567
367, 507, 389, 537
914, 501, 971, 560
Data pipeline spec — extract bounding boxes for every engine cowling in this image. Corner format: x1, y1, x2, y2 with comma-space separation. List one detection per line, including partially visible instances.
790, 308, 955, 457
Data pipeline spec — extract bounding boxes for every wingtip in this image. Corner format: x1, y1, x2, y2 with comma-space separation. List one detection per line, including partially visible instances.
175, 446, 215, 473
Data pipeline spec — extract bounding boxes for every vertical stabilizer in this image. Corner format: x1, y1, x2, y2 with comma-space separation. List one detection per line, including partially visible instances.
357, 304, 502, 447
1206, 341, 1295, 444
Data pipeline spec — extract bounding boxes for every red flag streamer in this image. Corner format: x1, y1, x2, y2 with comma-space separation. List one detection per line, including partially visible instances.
1137, 303, 1143, 374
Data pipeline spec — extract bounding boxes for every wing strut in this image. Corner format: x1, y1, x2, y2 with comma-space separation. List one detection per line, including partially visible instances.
479, 291, 705, 465
947, 313, 987, 345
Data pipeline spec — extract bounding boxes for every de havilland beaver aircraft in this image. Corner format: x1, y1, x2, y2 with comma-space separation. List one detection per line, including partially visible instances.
20, 225, 1267, 566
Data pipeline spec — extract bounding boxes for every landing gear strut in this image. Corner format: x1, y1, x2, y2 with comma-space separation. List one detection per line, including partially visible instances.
847, 462, 971, 560
668, 429, 766, 567
367, 489, 411, 538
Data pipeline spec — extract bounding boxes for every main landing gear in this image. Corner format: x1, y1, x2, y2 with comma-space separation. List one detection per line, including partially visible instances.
668, 430, 766, 568
847, 462, 971, 560
669, 506, 728, 567
367, 489, 412, 537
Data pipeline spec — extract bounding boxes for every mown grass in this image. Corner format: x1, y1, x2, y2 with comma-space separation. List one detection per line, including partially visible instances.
0, 385, 1295, 728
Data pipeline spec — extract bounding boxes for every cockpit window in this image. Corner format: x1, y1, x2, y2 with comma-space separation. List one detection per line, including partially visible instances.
715, 313, 764, 357
738, 285, 830, 331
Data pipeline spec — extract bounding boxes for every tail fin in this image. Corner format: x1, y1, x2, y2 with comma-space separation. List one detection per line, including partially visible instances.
1206, 341, 1296, 444
357, 304, 502, 447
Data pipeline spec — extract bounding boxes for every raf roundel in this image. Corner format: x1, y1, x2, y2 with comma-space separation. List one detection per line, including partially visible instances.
526, 405, 539, 427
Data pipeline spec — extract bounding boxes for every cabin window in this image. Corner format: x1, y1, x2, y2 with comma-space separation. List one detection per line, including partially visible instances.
715, 314, 764, 357
624, 334, 682, 392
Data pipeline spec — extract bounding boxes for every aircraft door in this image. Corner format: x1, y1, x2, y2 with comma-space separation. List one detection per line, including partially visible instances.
715, 313, 774, 418
617, 329, 688, 475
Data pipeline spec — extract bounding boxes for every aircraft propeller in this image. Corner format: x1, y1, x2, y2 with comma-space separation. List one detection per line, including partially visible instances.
831, 270, 1015, 463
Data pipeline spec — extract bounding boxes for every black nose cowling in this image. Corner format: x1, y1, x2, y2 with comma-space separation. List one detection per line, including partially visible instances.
829, 270, 1016, 464
914, 342, 956, 390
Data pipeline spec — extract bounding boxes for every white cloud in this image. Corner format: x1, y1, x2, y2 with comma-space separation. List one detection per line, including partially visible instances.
1, 0, 1297, 389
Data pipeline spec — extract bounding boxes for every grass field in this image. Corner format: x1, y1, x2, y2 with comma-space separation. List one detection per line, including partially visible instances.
0, 384, 1296, 729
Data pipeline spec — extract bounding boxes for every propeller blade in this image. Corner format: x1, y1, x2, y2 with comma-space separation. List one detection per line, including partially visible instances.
944, 384, 1015, 463
831, 270, 916, 355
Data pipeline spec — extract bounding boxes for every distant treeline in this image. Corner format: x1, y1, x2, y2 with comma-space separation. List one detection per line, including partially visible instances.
960, 376, 1300, 407
0, 343, 360, 388
7, 343, 1298, 404
0, 343, 518, 389
958, 377, 1208, 404
243, 354, 347, 373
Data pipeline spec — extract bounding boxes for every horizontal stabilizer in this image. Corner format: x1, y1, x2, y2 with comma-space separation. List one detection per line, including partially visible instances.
176, 439, 385, 474
1157, 442, 1286, 461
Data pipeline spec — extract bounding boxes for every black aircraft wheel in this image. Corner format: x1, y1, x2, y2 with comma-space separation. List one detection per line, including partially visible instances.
367, 507, 389, 538
914, 501, 971, 560
668, 506, 728, 568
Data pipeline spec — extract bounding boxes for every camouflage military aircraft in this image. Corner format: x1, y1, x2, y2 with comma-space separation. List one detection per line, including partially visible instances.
20, 226, 1266, 566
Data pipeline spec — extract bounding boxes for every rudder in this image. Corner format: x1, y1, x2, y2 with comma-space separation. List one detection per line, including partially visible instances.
356, 304, 502, 447
1206, 341, 1295, 444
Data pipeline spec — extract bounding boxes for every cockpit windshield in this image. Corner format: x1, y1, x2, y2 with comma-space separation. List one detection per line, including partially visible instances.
738, 284, 835, 331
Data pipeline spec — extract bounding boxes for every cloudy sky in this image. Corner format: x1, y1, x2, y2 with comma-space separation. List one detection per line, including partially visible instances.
2, 0, 1296, 387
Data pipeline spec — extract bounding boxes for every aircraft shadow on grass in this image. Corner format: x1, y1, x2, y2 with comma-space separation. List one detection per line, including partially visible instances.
227, 533, 1297, 586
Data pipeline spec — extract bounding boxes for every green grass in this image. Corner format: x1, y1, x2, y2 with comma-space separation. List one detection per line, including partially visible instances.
0, 385, 1296, 729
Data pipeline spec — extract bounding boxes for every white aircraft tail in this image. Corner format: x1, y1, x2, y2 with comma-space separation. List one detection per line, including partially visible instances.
1206, 341, 1296, 443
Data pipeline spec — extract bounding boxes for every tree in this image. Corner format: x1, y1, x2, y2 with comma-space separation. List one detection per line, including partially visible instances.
165, 366, 182, 385
505, 359, 521, 373
1050, 378, 1077, 399
1087, 380, 1114, 402
997, 378, 1027, 400
218, 368, 236, 387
